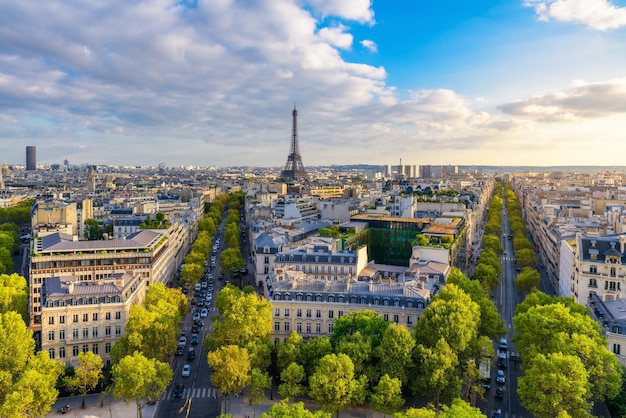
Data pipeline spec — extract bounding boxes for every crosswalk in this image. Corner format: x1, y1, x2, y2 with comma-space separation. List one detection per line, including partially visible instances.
164, 386, 219, 400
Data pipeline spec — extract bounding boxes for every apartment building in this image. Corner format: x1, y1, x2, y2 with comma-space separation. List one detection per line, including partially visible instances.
588, 294, 626, 366
40, 271, 146, 366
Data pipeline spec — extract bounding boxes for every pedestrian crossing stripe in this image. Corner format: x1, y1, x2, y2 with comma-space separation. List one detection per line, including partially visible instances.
165, 386, 218, 400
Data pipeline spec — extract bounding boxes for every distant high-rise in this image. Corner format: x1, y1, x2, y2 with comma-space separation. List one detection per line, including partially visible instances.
26, 146, 36, 170
280, 106, 308, 182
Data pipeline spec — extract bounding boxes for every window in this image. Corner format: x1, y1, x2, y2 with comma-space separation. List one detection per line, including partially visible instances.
83, 313, 88, 322
73, 345, 79, 356
92, 344, 99, 355
82, 344, 89, 353
614, 344, 621, 355
105, 343, 111, 354
407, 316, 413, 325
275, 308, 280, 317
59, 315, 65, 324
610, 281, 617, 291
328, 310, 334, 319
48, 316, 54, 325
59, 347, 66, 358
73, 314, 79, 323
384, 314, 389, 321
613, 326, 622, 334
105, 326, 111, 336
48, 348, 55, 359
115, 325, 121, 336
590, 265, 597, 274
284, 309, 290, 317
297, 322, 302, 333
315, 323, 321, 334
306, 309, 312, 318
105, 312, 111, 320
83, 328, 89, 339
393, 314, 399, 323
611, 268, 617, 277
338, 310, 344, 318
92, 327, 98, 338
316, 310, 321, 318
274, 322, 280, 331
589, 278, 597, 288
73, 329, 79, 340
328, 324, 334, 333
93, 313, 98, 321
59, 329, 65, 340
284, 322, 290, 332
48, 331, 55, 341
115, 312, 121, 320
306, 323, 311, 334
297, 309, 302, 318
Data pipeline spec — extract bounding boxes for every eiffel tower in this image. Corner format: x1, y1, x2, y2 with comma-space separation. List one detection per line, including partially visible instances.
280, 106, 308, 181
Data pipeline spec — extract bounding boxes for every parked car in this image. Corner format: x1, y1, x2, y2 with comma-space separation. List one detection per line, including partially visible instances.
187, 349, 195, 361
492, 408, 502, 418
175, 346, 184, 356
191, 334, 199, 345
173, 384, 184, 399
193, 313, 200, 321
499, 338, 508, 351
495, 387, 504, 399
178, 335, 187, 347
200, 308, 208, 318
497, 352, 508, 369
194, 318, 204, 327
181, 364, 191, 377
192, 324, 200, 334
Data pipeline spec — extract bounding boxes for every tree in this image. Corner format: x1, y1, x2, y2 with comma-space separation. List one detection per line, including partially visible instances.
65, 351, 104, 407
515, 267, 540, 293
260, 399, 331, 418
112, 352, 172, 418
198, 216, 217, 236
515, 248, 538, 268
414, 284, 480, 357
248, 367, 271, 416
220, 248, 245, 276
0, 248, 13, 274
335, 331, 373, 378
481, 234, 502, 255
208, 345, 251, 410
277, 332, 303, 375
309, 353, 362, 417
278, 362, 307, 400
518, 352, 591, 418
144, 282, 189, 318
330, 309, 389, 349
370, 374, 404, 417
300, 337, 333, 378
412, 339, 460, 404
377, 323, 415, 386
180, 262, 203, 286
471, 263, 499, 290
0, 311, 35, 386
83, 218, 104, 240
0, 273, 28, 321
461, 359, 484, 406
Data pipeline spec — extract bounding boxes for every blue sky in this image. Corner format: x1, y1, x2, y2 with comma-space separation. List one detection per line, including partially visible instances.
1, 0, 626, 168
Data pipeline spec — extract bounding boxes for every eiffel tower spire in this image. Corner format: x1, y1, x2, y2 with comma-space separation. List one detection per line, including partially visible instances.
280, 105, 308, 181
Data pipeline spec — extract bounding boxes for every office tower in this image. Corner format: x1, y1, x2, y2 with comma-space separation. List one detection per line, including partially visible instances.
26, 146, 36, 170
280, 106, 308, 181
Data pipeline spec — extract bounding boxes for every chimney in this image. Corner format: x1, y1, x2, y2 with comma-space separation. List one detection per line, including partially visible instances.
67, 281, 74, 294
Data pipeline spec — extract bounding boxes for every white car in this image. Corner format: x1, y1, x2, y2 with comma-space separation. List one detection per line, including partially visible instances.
181, 364, 191, 377
178, 335, 187, 347
200, 308, 208, 318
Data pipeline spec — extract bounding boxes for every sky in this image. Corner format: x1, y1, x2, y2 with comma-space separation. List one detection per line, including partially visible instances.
1, 0, 626, 168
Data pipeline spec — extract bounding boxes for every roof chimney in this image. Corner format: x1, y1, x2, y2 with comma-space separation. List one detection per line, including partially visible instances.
67, 281, 74, 294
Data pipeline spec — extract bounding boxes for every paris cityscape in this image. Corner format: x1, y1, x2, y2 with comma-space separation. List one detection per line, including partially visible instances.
2, 1, 626, 418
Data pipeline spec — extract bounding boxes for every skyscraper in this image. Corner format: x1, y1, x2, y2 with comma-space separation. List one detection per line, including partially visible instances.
26, 146, 36, 170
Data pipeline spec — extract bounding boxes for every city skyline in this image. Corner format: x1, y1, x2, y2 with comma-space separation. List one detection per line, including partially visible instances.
1, 0, 626, 167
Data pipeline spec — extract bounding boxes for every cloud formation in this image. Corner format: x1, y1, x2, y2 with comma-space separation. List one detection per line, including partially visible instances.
360, 39, 378, 52
498, 78, 626, 122
524, 0, 626, 30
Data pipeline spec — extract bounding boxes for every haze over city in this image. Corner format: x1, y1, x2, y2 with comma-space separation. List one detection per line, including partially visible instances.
1, 0, 626, 167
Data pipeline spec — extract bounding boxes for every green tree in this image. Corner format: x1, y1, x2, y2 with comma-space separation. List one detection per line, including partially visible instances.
277, 332, 303, 374
112, 352, 172, 418
377, 323, 415, 386
518, 352, 591, 418
0, 311, 35, 397
330, 309, 389, 349
515, 267, 540, 293
144, 282, 189, 317
461, 359, 484, 406
278, 362, 307, 400
335, 332, 373, 378
248, 367, 271, 416
0, 273, 28, 321
412, 339, 460, 404
198, 216, 217, 236
300, 337, 333, 377
481, 234, 502, 255
260, 399, 331, 418
471, 263, 499, 290
370, 374, 405, 417
208, 345, 251, 410
309, 353, 362, 417
180, 262, 203, 286
515, 248, 538, 268
0, 248, 13, 274
83, 218, 104, 240
220, 248, 245, 276
64, 351, 104, 407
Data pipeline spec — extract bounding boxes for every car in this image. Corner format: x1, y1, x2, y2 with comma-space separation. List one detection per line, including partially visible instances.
193, 312, 200, 321
497, 355, 508, 369
496, 370, 506, 384
192, 324, 200, 334
191, 334, 199, 345
492, 408, 502, 418
499, 338, 508, 351
175, 346, 184, 356
178, 335, 187, 347
200, 308, 208, 318
196, 299, 204, 307
187, 348, 195, 361
503, 251, 507, 256
201, 281, 207, 289
173, 384, 184, 398
495, 387, 504, 399
204, 300, 211, 307
181, 364, 191, 377
194, 318, 204, 327
210, 261, 216, 268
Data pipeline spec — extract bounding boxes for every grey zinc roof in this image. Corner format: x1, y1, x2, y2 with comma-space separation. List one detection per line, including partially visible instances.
38, 230, 163, 253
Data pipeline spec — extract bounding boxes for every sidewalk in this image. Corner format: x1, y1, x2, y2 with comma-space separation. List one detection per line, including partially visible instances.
47, 393, 158, 418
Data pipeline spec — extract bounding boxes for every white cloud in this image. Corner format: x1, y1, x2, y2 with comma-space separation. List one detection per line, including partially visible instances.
317, 25, 353, 49
498, 77, 626, 121
305, 0, 374, 23
524, 0, 626, 30
360, 39, 377, 52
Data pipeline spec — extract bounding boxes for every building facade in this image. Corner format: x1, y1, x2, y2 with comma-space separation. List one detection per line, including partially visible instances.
26, 146, 36, 170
